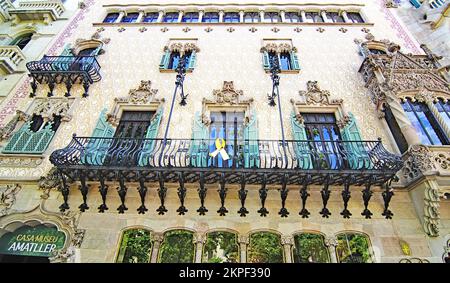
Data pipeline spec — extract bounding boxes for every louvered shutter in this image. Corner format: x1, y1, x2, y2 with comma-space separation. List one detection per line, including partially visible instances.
290, 51, 301, 70
262, 51, 270, 70
159, 50, 171, 69
138, 108, 163, 166
188, 51, 196, 70
340, 112, 372, 169
189, 112, 209, 167
290, 112, 313, 169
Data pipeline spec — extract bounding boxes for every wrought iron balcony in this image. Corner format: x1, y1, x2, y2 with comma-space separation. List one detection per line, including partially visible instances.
8, 0, 64, 24
0, 45, 25, 74
26, 55, 101, 97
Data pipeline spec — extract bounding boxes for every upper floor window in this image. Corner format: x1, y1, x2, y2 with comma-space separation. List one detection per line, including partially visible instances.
328, 12, 345, 23
369, 49, 386, 55
285, 12, 302, 23
163, 12, 179, 23
168, 51, 192, 70
202, 12, 219, 23
347, 12, 364, 23
265, 50, 300, 71
305, 12, 323, 23
103, 13, 119, 23
402, 98, 449, 145
223, 12, 239, 23
244, 12, 259, 23
143, 12, 159, 23
12, 33, 33, 50
182, 12, 199, 23
264, 12, 280, 23
121, 12, 139, 23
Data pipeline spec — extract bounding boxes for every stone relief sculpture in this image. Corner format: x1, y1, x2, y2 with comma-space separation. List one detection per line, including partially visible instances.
0, 184, 21, 217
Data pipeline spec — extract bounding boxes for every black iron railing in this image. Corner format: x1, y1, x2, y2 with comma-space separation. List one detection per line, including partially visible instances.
26, 55, 101, 97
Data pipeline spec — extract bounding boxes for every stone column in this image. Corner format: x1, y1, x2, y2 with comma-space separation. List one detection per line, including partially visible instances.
386, 94, 421, 146
219, 10, 224, 22
239, 236, 249, 263
280, 10, 286, 22
178, 11, 184, 23
115, 11, 125, 23
341, 11, 349, 23
321, 10, 330, 22
259, 10, 265, 23
194, 233, 206, 263
281, 236, 294, 263
198, 10, 204, 22
239, 10, 245, 23
415, 90, 450, 138
325, 236, 338, 263
300, 10, 307, 22
150, 233, 164, 263
157, 10, 164, 22
136, 10, 145, 22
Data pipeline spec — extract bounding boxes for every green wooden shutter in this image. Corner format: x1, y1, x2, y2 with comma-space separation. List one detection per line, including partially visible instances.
189, 112, 209, 167
138, 108, 163, 166
81, 108, 115, 165
290, 112, 313, 169
2, 121, 56, 154
290, 51, 301, 70
340, 112, 372, 169
262, 51, 270, 70
54, 43, 72, 71
60, 43, 73, 56
159, 50, 171, 69
188, 51, 196, 70
243, 110, 260, 168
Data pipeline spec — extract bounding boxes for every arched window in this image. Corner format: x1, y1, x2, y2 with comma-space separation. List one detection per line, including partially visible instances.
103, 13, 119, 23
247, 232, 284, 263
224, 12, 239, 23
121, 12, 139, 23
78, 48, 97, 56
116, 229, 153, 263
202, 12, 219, 23
182, 12, 199, 23
12, 33, 33, 50
369, 49, 386, 55
285, 12, 301, 23
143, 12, 159, 23
292, 233, 330, 263
264, 12, 280, 23
163, 12, 179, 23
336, 232, 372, 263
244, 12, 259, 23
158, 230, 195, 263
202, 231, 239, 263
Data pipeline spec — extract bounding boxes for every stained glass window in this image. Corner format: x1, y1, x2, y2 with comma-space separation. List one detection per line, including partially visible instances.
435, 98, 450, 128
121, 13, 139, 23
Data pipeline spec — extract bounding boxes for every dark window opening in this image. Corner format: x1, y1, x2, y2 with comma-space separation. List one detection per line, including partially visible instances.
347, 12, 364, 23
163, 12, 179, 23
279, 52, 292, 70
121, 13, 139, 23
369, 49, 386, 55
264, 12, 280, 23
305, 12, 323, 23
182, 12, 199, 22
244, 12, 259, 23
30, 114, 44, 132
285, 12, 302, 22
103, 13, 119, 23
328, 12, 345, 23
224, 12, 239, 23
78, 48, 97, 56
143, 12, 159, 22
168, 51, 191, 70
13, 33, 33, 50
383, 104, 409, 153
202, 12, 219, 23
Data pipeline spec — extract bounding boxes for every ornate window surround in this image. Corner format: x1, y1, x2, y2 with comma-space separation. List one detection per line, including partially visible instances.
159, 39, 200, 73
106, 80, 165, 127
71, 38, 104, 56
260, 39, 300, 74
290, 81, 350, 129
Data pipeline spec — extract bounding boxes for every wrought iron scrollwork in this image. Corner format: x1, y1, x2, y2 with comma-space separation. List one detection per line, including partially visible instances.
361, 176, 374, 219
58, 171, 70, 212
299, 175, 311, 218
197, 173, 208, 215
319, 175, 331, 218
117, 176, 128, 214
217, 173, 228, 216
78, 172, 89, 212
382, 176, 397, 219
137, 177, 148, 214
98, 172, 108, 213
177, 172, 188, 215
340, 177, 353, 219
278, 174, 289, 217
156, 173, 168, 215
237, 174, 249, 217
258, 174, 269, 217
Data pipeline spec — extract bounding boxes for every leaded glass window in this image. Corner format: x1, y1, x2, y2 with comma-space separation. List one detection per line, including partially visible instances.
336, 233, 372, 263
244, 12, 259, 23
264, 12, 280, 23
163, 12, 179, 23
347, 12, 364, 23
292, 233, 330, 263
402, 98, 449, 145
285, 12, 301, 22
224, 12, 239, 23
116, 229, 152, 263
182, 12, 199, 23
103, 13, 119, 23
202, 231, 239, 263
247, 232, 284, 263
202, 12, 219, 23
121, 12, 139, 23
143, 12, 159, 22
158, 230, 195, 263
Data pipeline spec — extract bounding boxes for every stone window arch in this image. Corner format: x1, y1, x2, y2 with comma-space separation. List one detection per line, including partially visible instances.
202, 230, 239, 263
10, 32, 33, 50
335, 231, 373, 263
158, 229, 195, 263
247, 230, 284, 263
292, 231, 330, 263
116, 228, 153, 263
71, 39, 104, 56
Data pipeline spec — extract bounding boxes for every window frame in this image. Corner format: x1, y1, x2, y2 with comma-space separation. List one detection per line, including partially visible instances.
244, 12, 260, 23
285, 12, 302, 23
182, 12, 199, 23
223, 12, 240, 23
163, 12, 180, 23
264, 12, 281, 23
143, 12, 159, 23
121, 12, 139, 23
103, 12, 119, 23
202, 12, 219, 23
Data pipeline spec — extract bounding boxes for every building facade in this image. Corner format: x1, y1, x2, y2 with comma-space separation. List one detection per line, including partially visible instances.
0, 0, 449, 263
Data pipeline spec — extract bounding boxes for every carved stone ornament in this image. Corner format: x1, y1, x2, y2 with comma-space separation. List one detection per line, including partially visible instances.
238, 235, 249, 245
402, 145, 437, 183
0, 184, 21, 217
123, 80, 158, 104
212, 81, 244, 105
434, 152, 450, 170
281, 236, 294, 246
165, 42, 200, 54
261, 43, 297, 53
0, 110, 29, 141
33, 98, 73, 122
423, 181, 441, 237
300, 81, 332, 105
324, 236, 338, 247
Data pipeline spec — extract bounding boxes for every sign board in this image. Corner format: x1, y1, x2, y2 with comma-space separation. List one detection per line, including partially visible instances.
0, 225, 66, 257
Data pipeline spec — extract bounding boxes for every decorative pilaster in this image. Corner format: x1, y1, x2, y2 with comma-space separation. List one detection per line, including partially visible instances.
219, 10, 224, 22
115, 11, 125, 23
194, 233, 206, 263
300, 10, 306, 22
415, 90, 450, 138
239, 10, 244, 22
259, 10, 265, 23
136, 10, 144, 22
280, 10, 286, 22
177, 11, 184, 23
281, 236, 294, 263
341, 11, 349, 23
325, 236, 338, 263
157, 10, 164, 22
321, 10, 330, 23
198, 10, 204, 22
239, 236, 249, 263
150, 233, 164, 263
